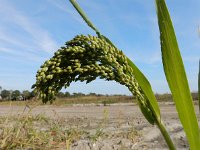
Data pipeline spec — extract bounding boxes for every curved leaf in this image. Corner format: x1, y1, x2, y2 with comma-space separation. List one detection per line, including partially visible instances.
127, 58, 160, 121
198, 60, 200, 113
155, 0, 200, 149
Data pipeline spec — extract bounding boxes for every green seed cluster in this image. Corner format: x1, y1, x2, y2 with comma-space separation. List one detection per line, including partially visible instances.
33, 35, 155, 123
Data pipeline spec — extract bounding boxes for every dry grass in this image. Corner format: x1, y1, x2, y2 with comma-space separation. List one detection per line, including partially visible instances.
0, 111, 86, 149
0, 105, 139, 150
0, 95, 134, 106
1, 93, 197, 106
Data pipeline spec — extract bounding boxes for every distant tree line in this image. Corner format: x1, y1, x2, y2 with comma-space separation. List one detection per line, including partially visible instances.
0, 86, 198, 101
0, 86, 35, 101
0, 85, 127, 101
155, 92, 199, 101
56, 92, 108, 98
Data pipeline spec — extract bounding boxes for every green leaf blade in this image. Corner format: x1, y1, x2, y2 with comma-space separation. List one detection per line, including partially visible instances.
198, 60, 200, 113
155, 0, 200, 149
127, 58, 160, 121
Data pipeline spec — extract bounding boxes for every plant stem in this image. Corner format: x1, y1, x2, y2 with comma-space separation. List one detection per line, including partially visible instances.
156, 120, 176, 150
69, 0, 101, 37
198, 59, 200, 114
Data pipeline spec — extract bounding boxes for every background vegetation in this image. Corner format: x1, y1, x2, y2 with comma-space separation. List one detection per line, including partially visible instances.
0, 86, 198, 105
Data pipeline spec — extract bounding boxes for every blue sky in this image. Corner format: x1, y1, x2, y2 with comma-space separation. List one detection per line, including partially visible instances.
0, 0, 199, 95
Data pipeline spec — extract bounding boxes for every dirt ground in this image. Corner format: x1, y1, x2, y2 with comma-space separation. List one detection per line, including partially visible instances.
0, 103, 199, 150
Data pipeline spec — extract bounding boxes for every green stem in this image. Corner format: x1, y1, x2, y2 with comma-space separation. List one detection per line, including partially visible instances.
198, 59, 200, 114
156, 120, 176, 150
69, 0, 101, 37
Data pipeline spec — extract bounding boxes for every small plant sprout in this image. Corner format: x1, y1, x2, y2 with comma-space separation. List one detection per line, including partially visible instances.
32, 0, 200, 149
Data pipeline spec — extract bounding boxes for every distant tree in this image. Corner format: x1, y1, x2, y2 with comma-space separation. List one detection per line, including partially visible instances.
191, 92, 198, 100
72, 92, 78, 97
11, 90, 21, 100
1, 90, 10, 99
77, 92, 85, 96
0, 86, 2, 99
89, 92, 96, 96
72, 92, 85, 97
57, 92, 65, 98
29, 91, 35, 99
22, 90, 31, 100
64, 91, 70, 97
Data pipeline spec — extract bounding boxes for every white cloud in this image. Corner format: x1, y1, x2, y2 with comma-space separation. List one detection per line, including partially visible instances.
47, 0, 85, 25
0, 47, 44, 62
0, 29, 28, 50
0, 1, 58, 54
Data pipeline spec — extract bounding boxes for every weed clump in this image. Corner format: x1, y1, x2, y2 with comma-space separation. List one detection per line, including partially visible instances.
0, 114, 85, 149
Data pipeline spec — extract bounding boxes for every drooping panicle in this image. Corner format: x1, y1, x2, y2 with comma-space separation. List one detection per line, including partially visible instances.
33, 35, 156, 124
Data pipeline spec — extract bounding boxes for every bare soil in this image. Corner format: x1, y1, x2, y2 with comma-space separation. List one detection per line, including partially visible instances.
0, 103, 199, 150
